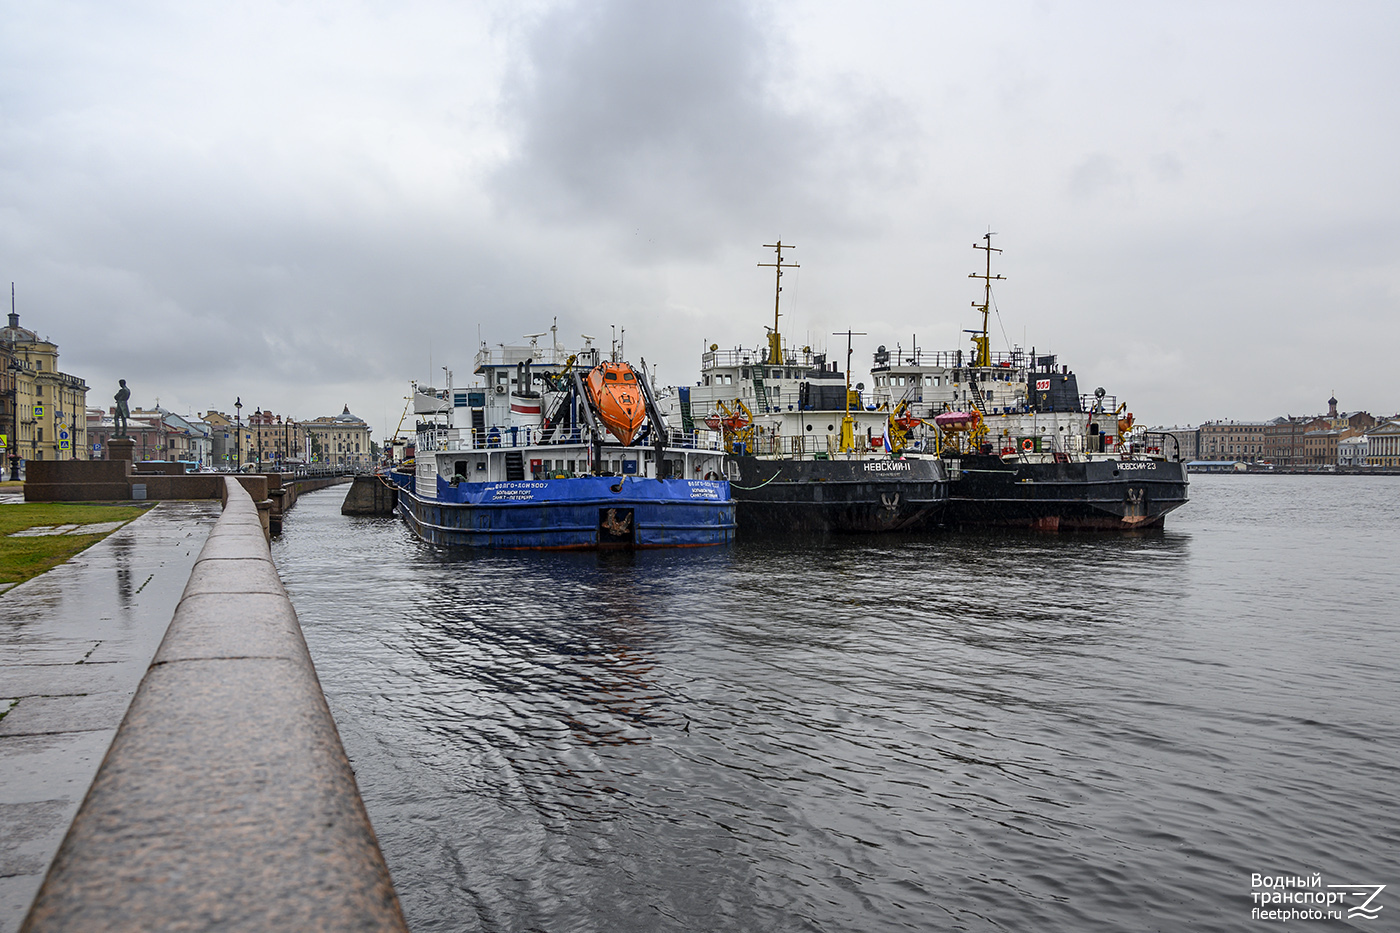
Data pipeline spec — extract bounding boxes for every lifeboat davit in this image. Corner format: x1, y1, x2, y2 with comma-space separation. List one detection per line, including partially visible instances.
586, 362, 648, 445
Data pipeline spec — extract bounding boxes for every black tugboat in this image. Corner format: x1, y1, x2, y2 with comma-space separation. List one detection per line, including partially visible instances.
671, 241, 950, 535
866, 234, 1189, 530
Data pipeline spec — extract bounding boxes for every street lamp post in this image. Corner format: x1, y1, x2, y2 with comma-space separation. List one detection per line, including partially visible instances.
255, 408, 262, 471
234, 397, 242, 470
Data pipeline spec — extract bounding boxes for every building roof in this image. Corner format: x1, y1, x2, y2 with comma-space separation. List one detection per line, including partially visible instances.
2, 312, 43, 345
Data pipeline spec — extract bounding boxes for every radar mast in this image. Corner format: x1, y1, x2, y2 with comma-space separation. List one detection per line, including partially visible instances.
968, 233, 1005, 368
758, 241, 799, 365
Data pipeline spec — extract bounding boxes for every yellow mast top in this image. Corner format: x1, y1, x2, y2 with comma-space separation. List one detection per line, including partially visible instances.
758, 241, 799, 365
968, 232, 1005, 369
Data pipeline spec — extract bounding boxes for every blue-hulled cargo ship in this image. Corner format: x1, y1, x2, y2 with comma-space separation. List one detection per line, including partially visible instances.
389, 330, 735, 549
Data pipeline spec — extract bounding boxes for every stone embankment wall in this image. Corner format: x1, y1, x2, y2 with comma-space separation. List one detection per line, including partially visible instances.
23, 458, 268, 504
21, 478, 408, 933
22, 453, 353, 537
341, 473, 398, 516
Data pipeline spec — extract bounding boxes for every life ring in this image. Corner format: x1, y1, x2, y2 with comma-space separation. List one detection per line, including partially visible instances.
703, 470, 720, 481
1021, 438, 1034, 452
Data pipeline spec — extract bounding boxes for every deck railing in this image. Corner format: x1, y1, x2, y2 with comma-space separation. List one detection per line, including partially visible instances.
416, 426, 725, 453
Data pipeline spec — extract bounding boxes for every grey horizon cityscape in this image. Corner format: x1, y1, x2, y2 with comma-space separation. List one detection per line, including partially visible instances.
2, 2, 1397, 442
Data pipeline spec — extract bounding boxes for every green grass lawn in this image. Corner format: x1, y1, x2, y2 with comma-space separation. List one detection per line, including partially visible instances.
0, 503, 153, 589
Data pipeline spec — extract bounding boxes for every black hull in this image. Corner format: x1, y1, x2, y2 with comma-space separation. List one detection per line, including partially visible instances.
945, 455, 1190, 530
730, 456, 949, 535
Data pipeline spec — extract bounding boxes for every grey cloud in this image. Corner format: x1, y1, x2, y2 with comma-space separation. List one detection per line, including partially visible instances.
492, 0, 913, 256
1150, 153, 1183, 183
1067, 153, 1129, 201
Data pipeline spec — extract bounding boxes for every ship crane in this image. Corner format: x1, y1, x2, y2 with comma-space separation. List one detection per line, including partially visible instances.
386, 391, 413, 465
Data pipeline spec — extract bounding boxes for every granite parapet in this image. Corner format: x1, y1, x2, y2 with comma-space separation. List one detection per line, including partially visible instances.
21, 478, 407, 933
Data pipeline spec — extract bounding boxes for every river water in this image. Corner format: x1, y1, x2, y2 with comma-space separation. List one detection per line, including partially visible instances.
273, 475, 1400, 932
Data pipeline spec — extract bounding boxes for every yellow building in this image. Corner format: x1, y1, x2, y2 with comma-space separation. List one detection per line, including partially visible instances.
2, 310, 89, 464
1366, 420, 1400, 467
202, 409, 255, 469
304, 406, 373, 470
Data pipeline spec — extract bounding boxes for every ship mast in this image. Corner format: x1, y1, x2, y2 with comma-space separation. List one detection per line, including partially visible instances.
758, 240, 799, 365
833, 329, 866, 453
968, 232, 1005, 369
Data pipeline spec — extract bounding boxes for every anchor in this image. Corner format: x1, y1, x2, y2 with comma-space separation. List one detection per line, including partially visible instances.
601, 509, 632, 536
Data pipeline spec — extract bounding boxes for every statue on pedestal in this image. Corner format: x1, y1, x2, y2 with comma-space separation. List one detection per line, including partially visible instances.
114, 379, 130, 437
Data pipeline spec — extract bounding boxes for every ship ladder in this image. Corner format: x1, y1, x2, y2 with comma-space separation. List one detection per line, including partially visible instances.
750, 365, 768, 414
678, 387, 696, 435
539, 391, 572, 443
966, 375, 989, 417
505, 451, 525, 481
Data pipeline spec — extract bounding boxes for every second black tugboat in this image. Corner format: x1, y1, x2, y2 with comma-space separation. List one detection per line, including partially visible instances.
671, 241, 950, 535
867, 234, 1189, 530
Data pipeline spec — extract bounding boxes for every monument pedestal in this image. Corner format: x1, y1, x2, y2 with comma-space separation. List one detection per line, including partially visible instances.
107, 437, 135, 463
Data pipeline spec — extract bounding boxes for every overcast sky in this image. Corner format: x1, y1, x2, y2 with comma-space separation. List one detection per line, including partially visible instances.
4, 0, 1397, 438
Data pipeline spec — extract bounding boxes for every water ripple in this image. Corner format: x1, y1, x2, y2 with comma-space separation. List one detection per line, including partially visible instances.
275, 476, 1400, 932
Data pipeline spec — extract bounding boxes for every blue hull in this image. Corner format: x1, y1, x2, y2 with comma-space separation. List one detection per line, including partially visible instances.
389, 472, 736, 549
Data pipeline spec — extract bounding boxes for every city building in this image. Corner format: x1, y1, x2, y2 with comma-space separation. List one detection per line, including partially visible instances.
245, 408, 307, 469
1263, 417, 1308, 468
0, 340, 16, 475
1337, 434, 1369, 468
1297, 396, 1377, 467
179, 414, 213, 468
1308, 395, 1377, 436
2, 310, 89, 464
87, 406, 207, 465
1365, 420, 1400, 467
1302, 426, 1360, 466
303, 405, 373, 470
1197, 420, 1269, 463
202, 410, 254, 469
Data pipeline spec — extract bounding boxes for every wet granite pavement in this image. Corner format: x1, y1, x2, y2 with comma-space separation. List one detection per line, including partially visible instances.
0, 502, 218, 933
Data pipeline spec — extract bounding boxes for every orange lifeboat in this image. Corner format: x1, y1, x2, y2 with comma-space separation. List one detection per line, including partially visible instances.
585, 362, 648, 445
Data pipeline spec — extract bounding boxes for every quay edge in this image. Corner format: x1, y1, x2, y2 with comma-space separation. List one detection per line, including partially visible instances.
19, 478, 407, 933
